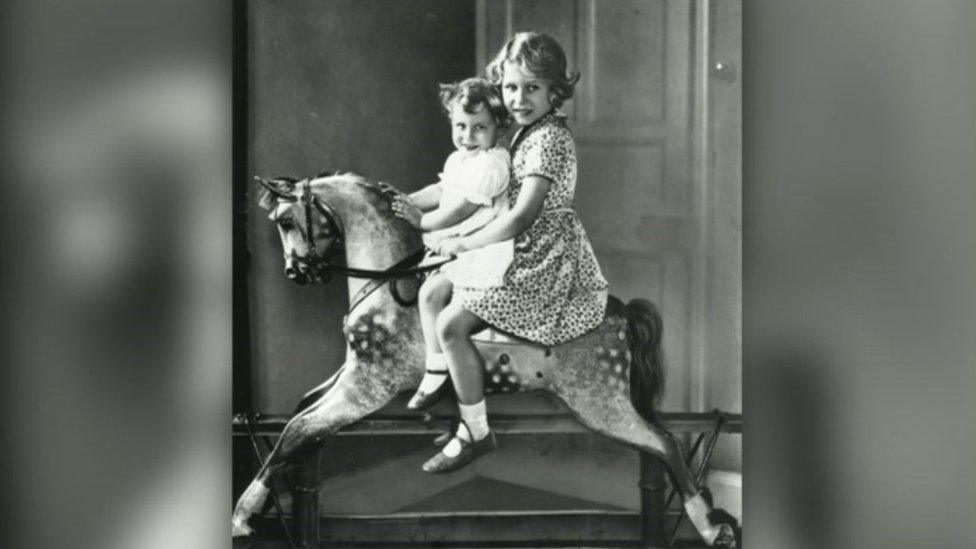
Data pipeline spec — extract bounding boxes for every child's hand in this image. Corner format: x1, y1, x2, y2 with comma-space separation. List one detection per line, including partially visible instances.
434, 236, 469, 256
392, 195, 422, 228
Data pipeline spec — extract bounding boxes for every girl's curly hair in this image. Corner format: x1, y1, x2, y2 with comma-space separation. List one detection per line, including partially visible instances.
439, 77, 511, 131
485, 31, 580, 109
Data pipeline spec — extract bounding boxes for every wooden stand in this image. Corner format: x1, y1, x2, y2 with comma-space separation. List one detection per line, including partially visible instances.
292, 449, 321, 547
640, 452, 668, 547
234, 410, 741, 547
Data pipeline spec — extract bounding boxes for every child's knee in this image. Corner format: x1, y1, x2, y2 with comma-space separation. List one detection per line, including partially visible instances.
419, 276, 450, 308
418, 281, 436, 308
435, 309, 463, 345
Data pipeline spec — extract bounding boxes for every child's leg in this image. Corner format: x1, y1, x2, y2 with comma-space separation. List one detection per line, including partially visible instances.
422, 303, 495, 474
435, 304, 489, 432
408, 273, 453, 410
418, 273, 452, 352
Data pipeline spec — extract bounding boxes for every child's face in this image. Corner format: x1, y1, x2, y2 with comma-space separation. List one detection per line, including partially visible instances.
501, 61, 553, 127
449, 102, 499, 153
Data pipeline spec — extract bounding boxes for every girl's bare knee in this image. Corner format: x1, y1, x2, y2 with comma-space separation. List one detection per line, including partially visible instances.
419, 275, 451, 309
435, 310, 460, 346
418, 283, 438, 309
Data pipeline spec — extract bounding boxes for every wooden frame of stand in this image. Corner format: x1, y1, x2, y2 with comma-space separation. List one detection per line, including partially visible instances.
234, 410, 740, 548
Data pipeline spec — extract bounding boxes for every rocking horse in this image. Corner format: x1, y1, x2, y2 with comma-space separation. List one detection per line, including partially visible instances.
232, 172, 738, 548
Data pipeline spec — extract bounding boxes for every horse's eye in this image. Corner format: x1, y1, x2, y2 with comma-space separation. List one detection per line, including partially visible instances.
279, 219, 295, 231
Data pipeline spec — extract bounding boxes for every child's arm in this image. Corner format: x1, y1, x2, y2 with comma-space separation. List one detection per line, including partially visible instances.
408, 183, 443, 211
439, 175, 550, 253
394, 182, 445, 228
417, 194, 480, 232
392, 193, 480, 232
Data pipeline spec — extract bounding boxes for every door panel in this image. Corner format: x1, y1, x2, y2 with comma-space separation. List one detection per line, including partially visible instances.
582, 0, 665, 125
479, 0, 697, 411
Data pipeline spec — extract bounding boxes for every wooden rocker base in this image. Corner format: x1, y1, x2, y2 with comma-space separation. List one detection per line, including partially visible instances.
233, 410, 741, 548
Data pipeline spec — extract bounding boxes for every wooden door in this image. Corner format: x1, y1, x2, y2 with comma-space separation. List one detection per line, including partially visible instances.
478, 0, 709, 412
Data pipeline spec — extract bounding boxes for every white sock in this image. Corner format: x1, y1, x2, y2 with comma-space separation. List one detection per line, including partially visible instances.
441, 404, 490, 458
684, 492, 719, 543
441, 423, 468, 457
416, 352, 448, 395
458, 399, 489, 441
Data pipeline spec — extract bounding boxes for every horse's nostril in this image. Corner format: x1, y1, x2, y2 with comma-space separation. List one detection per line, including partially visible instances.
287, 269, 308, 284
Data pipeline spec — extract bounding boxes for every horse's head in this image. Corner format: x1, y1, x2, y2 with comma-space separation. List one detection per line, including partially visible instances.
257, 171, 424, 287
256, 175, 342, 284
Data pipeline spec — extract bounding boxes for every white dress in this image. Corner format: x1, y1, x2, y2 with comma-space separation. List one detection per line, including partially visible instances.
424, 147, 513, 288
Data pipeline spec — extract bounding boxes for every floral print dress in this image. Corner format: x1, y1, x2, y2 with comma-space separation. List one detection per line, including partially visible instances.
456, 112, 609, 346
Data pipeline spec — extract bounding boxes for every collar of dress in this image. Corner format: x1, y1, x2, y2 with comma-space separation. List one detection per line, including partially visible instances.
510, 110, 567, 152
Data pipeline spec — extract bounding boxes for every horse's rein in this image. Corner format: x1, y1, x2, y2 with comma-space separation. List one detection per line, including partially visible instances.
294, 181, 449, 276
289, 179, 451, 312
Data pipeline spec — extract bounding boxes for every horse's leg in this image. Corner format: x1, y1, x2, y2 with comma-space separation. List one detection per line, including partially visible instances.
552, 384, 736, 548
232, 361, 408, 537
291, 365, 345, 415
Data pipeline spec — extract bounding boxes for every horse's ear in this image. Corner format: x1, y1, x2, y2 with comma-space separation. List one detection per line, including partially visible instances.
255, 175, 296, 210
271, 176, 299, 194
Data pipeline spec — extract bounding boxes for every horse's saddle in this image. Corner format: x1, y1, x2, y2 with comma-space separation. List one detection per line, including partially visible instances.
470, 327, 555, 393
464, 298, 628, 394
472, 326, 533, 345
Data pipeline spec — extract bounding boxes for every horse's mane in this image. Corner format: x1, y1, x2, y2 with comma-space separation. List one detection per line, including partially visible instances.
320, 172, 404, 204
256, 171, 404, 211
350, 174, 401, 199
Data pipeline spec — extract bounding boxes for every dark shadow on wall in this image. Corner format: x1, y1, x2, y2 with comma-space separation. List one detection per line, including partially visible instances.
745, 344, 836, 549
244, 0, 476, 413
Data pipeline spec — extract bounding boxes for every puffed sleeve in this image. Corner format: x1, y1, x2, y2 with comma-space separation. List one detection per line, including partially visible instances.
456, 149, 510, 206
520, 125, 574, 183
437, 150, 465, 187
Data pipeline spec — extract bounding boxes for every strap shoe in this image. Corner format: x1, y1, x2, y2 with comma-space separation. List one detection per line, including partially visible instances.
422, 424, 497, 474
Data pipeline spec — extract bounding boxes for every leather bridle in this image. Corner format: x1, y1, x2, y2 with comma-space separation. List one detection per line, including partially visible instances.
258, 176, 452, 311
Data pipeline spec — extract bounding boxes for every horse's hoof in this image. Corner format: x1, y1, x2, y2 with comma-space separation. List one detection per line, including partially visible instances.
713, 523, 737, 548
231, 517, 254, 538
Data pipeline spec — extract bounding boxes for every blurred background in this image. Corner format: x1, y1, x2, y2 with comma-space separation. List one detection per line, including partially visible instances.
1, 1, 973, 549
2, 1, 231, 548
242, 0, 742, 528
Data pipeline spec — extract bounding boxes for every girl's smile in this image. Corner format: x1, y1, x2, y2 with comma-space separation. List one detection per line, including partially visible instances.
449, 102, 499, 152
501, 61, 553, 127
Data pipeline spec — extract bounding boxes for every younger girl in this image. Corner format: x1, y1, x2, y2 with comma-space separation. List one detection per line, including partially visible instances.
392, 77, 514, 411
418, 32, 609, 474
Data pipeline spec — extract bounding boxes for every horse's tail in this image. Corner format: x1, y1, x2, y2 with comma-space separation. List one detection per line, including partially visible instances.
624, 298, 665, 422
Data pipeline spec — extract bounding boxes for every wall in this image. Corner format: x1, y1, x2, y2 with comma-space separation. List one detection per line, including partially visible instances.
247, 0, 475, 412
701, 0, 742, 477
685, 0, 742, 518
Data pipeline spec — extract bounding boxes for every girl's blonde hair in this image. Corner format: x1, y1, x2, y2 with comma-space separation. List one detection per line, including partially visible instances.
485, 31, 580, 108
439, 77, 512, 131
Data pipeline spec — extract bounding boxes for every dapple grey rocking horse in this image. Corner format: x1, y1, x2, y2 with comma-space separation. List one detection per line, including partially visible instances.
232, 172, 737, 547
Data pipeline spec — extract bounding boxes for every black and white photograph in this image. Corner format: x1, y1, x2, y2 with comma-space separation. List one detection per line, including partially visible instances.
233, 1, 741, 547
6, 1, 975, 549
